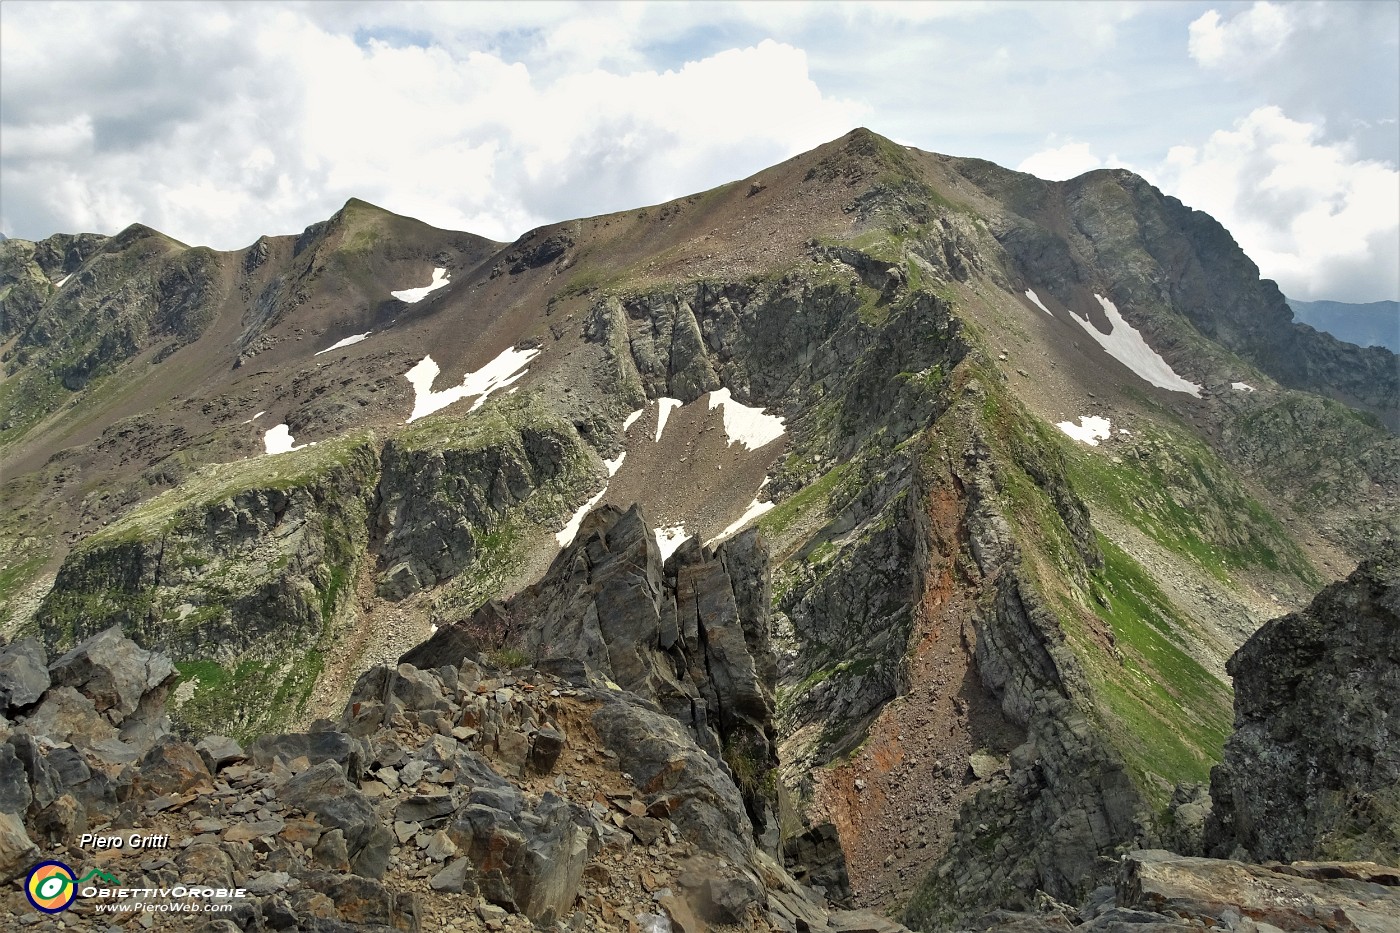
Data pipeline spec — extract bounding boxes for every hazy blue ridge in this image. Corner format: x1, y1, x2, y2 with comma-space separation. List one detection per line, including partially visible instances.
1287, 298, 1400, 352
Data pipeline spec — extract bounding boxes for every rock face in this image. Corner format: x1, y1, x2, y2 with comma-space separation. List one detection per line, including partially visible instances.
1207, 544, 1400, 865
27, 395, 599, 737
901, 400, 1157, 930
959, 159, 1400, 431
372, 397, 595, 600
31, 434, 381, 738
404, 503, 781, 840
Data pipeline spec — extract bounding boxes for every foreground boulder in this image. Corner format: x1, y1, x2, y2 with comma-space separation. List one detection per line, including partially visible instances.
1207, 543, 1400, 864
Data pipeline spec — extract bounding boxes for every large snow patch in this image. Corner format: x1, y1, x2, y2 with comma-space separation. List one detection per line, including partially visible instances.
707, 389, 786, 450
404, 346, 540, 423
1072, 295, 1202, 396
392, 267, 451, 303
1056, 415, 1113, 446
263, 424, 308, 455
315, 332, 371, 356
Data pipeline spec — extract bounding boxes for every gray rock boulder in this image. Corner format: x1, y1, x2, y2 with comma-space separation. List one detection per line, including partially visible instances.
1207, 544, 1400, 863
48, 625, 177, 724
0, 638, 49, 711
0, 810, 37, 883
1116, 849, 1400, 933
281, 760, 392, 879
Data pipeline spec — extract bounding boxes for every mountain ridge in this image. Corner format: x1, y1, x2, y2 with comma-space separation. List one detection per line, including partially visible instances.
1, 127, 1396, 929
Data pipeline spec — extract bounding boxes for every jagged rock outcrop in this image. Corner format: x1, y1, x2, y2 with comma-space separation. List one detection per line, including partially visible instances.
1207, 544, 1400, 864
903, 400, 1156, 929
0, 232, 108, 338
2, 577, 908, 932
404, 503, 781, 840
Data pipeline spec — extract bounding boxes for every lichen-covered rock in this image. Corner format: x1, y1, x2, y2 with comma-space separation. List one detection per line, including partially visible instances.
373, 397, 596, 600
1207, 544, 1400, 864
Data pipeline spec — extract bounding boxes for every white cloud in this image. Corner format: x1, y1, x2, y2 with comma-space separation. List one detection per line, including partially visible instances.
0, 116, 94, 160
1188, 2, 1295, 71
0, 5, 861, 249
1150, 107, 1398, 302
1017, 141, 1111, 181
0, 1, 1391, 300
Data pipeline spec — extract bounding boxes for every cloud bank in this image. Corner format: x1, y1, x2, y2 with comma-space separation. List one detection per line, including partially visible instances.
0, 5, 860, 247
2, 1, 1395, 301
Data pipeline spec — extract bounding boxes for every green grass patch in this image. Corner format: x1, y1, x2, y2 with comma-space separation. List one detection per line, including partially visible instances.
1059, 422, 1321, 588
1066, 536, 1233, 802
0, 551, 49, 609
172, 649, 326, 742
758, 463, 852, 547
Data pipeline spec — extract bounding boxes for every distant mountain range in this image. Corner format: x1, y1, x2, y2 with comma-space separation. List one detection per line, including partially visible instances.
1287, 298, 1400, 351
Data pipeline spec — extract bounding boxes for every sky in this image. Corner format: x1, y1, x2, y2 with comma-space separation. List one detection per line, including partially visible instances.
1, 1, 1396, 302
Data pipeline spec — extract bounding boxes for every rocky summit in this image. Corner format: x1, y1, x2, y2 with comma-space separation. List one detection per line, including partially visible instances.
1, 128, 1397, 930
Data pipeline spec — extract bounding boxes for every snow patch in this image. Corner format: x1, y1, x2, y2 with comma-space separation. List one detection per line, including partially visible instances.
263, 424, 309, 455
707, 389, 786, 450
654, 398, 682, 442
556, 485, 608, 547
404, 346, 540, 423
1024, 288, 1052, 315
242, 410, 267, 425
1072, 295, 1202, 396
653, 525, 690, 561
1056, 415, 1114, 446
314, 331, 371, 356
392, 267, 451, 303
55, 274, 71, 288
708, 498, 775, 546
1232, 381, 1255, 392
623, 408, 645, 432
604, 451, 626, 476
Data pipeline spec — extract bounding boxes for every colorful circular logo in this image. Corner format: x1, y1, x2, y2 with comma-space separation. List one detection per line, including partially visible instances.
26, 861, 77, 913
